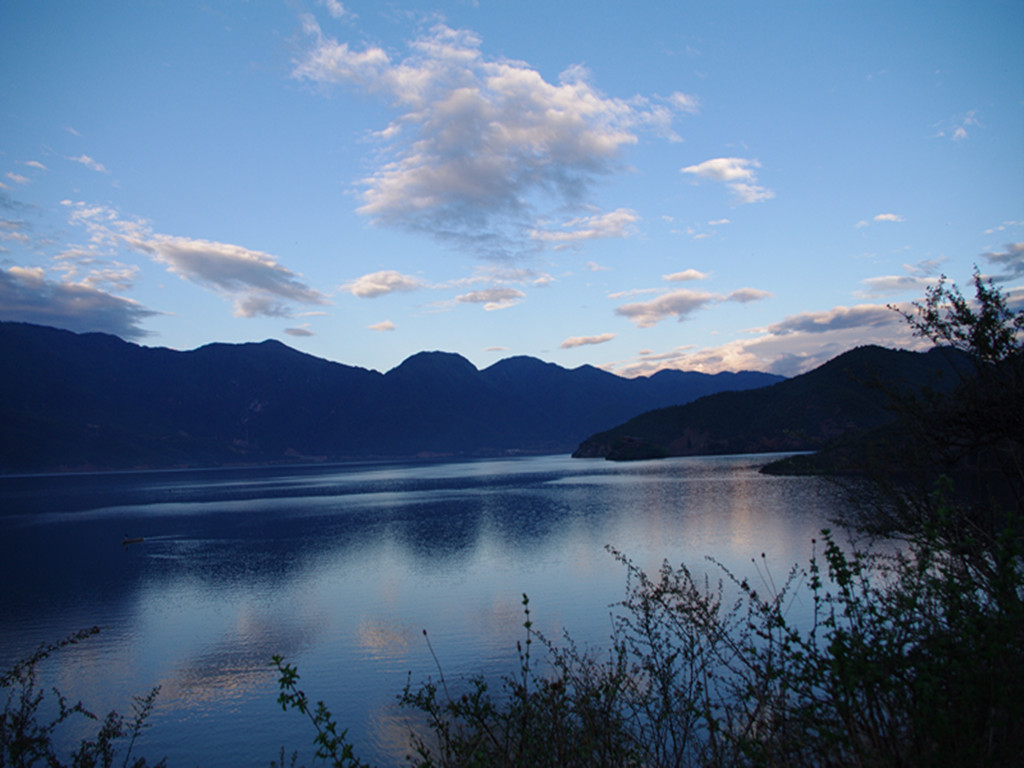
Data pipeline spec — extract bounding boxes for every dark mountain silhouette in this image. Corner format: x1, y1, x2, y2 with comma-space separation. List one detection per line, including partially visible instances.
572, 345, 971, 461
0, 322, 781, 472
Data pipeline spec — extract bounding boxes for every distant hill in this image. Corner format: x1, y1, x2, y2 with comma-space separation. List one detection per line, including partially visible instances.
0, 322, 782, 472
572, 345, 970, 461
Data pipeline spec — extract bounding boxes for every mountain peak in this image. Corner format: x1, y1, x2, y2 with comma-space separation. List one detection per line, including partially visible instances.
387, 350, 479, 378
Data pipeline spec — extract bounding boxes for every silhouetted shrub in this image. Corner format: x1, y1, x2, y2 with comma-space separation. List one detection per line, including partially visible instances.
0, 627, 165, 768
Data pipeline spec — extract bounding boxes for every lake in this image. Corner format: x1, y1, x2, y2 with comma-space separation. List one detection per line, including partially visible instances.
0, 453, 846, 766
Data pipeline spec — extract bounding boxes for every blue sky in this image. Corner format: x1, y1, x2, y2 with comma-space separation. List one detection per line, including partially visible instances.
2, 1, 1022, 377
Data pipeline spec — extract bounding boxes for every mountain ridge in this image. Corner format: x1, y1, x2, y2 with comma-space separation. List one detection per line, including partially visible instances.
0, 321, 783, 472
572, 344, 970, 461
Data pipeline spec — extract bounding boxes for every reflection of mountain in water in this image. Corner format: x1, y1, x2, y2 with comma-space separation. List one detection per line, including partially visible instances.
0, 454, 838, 767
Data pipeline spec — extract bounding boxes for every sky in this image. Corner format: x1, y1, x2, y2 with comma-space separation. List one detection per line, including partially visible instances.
1, 1, 1022, 378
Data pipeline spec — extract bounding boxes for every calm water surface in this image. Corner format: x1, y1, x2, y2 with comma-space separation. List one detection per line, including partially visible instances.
0, 453, 845, 766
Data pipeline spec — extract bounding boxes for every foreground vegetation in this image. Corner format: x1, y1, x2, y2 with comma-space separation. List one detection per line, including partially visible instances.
4, 271, 1022, 766
270, 270, 1023, 767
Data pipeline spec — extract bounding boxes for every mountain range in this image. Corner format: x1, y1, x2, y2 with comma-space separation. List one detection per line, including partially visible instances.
572, 344, 969, 461
0, 322, 782, 473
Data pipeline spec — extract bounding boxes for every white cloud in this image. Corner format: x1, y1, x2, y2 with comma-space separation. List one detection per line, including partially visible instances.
663, 269, 708, 282
454, 287, 524, 310
983, 220, 1023, 235
669, 92, 700, 114
610, 301, 920, 377
727, 287, 772, 303
529, 208, 638, 249
934, 110, 980, 142
859, 274, 934, 296
369, 319, 396, 331
681, 157, 773, 204
765, 304, 906, 336
0, 265, 157, 339
607, 287, 659, 300
857, 258, 946, 297
318, 0, 350, 19
560, 332, 615, 349
284, 325, 315, 337
294, 22, 691, 255
24, 161, 47, 171
5, 173, 30, 185
61, 200, 329, 318
0, 218, 30, 245
69, 154, 108, 173
343, 269, 424, 297
615, 284, 770, 328
585, 261, 610, 272
55, 259, 140, 293
137, 235, 328, 317
682, 157, 755, 183
857, 212, 905, 228
615, 288, 719, 328
452, 264, 552, 288
952, 110, 978, 141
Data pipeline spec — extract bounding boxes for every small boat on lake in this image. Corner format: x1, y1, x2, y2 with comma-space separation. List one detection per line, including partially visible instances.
121, 535, 144, 545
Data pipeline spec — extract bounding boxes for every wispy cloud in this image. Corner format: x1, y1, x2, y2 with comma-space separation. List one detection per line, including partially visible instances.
858, 212, 905, 228
69, 154, 108, 173
52, 255, 140, 292
611, 301, 917, 378
663, 269, 708, 282
137, 235, 328, 317
342, 269, 425, 297
368, 319, 396, 331
855, 212, 905, 228
615, 288, 718, 328
0, 218, 31, 245
530, 209, 638, 250
560, 332, 615, 349
858, 258, 944, 297
982, 242, 1024, 281
454, 287, 524, 311
5, 173, 30, 185
284, 325, 315, 337
858, 274, 934, 296
681, 157, 773, 204
669, 92, 700, 114
951, 110, 979, 141
615, 285, 771, 328
451, 264, 553, 288
318, 0, 351, 19
765, 304, 907, 336
983, 220, 1023, 236
727, 287, 772, 303
61, 200, 329, 318
293, 20, 691, 256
